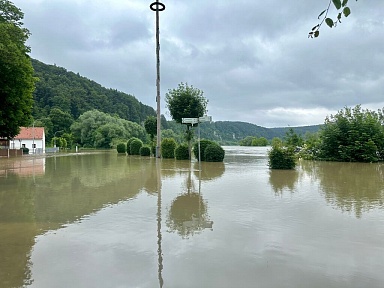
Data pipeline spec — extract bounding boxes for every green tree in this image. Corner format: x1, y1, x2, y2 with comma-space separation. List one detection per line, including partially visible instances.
0, 0, 36, 138
319, 105, 384, 162
70, 110, 146, 148
144, 116, 157, 141
284, 128, 303, 148
268, 144, 296, 170
49, 108, 74, 137
165, 82, 208, 159
161, 138, 177, 159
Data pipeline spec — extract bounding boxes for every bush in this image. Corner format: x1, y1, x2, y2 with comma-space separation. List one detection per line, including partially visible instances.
127, 137, 140, 155
130, 139, 143, 155
175, 144, 189, 160
268, 145, 296, 169
193, 139, 215, 161
161, 138, 177, 159
204, 143, 225, 162
140, 145, 151, 156
20, 147, 29, 155
116, 143, 126, 154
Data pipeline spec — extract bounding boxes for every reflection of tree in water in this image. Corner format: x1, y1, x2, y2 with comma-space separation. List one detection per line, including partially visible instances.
315, 162, 384, 218
166, 170, 212, 238
269, 169, 299, 195
193, 161, 225, 181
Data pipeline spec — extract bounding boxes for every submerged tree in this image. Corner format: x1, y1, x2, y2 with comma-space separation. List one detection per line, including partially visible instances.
318, 105, 384, 162
165, 82, 208, 159
0, 0, 36, 138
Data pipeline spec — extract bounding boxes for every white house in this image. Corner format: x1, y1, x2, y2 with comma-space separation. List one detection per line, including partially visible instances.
10, 127, 46, 154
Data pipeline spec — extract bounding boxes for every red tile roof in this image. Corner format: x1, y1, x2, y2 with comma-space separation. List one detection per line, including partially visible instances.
14, 127, 45, 140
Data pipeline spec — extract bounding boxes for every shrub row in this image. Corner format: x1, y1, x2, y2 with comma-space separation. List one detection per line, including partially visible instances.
117, 137, 225, 162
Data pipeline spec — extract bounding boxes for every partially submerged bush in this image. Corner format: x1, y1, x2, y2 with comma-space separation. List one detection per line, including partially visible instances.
268, 145, 296, 169
130, 139, 143, 155
127, 137, 140, 155
140, 145, 151, 156
20, 147, 29, 155
204, 144, 225, 162
116, 143, 126, 154
193, 140, 225, 162
193, 139, 215, 161
175, 144, 189, 160
161, 138, 177, 159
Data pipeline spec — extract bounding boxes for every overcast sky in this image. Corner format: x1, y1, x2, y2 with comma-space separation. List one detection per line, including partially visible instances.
12, 0, 384, 127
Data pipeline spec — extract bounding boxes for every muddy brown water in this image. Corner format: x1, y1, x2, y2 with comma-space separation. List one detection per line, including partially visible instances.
1, 147, 383, 288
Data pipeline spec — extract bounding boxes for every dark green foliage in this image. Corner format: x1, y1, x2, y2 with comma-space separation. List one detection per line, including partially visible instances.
31, 59, 156, 124
140, 145, 151, 156
239, 136, 268, 146
130, 139, 143, 155
116, 143, 126, 154
127, 137, 140, 155
309, 0, 355, 38
144, 116, 157, 141
70, 110, 146, 149
193, 139, 215, 161
165, 82, 208, 125
204, 144, 225, 162
175, 144, 189, 160
161, 138, 177, 159
318, 105, 384, 162
268, 145, 296, 170
284, 128, 303, 148
0, 1, 36, 139
20, 147, 29, 154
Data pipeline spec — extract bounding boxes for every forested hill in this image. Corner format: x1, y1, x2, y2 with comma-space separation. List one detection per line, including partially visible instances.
31, 59, 156, 123
31, 59, 321, 144
197, 121, 321, 144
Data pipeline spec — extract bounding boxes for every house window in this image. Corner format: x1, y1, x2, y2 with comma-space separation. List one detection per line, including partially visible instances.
22, 144, 26, 148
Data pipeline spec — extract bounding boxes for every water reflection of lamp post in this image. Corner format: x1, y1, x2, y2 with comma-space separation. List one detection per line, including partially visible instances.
156, 158, 164, 287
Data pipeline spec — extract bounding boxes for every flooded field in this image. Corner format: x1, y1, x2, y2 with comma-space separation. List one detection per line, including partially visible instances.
1, 147, 383, 288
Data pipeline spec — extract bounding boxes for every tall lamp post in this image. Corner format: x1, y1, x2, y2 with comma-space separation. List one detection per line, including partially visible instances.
150, 1, 165, 158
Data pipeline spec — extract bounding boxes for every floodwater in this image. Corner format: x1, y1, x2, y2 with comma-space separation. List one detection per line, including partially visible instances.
0, 146, 383, 288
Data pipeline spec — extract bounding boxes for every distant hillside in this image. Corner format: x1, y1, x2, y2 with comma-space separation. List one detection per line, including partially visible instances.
269, 125, 323, 138
31, 59, 322, 144
31, 59, 156, 123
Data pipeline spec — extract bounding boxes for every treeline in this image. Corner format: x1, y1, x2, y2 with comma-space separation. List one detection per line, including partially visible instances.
30, 59, 321, 145
269, 106, 384, 166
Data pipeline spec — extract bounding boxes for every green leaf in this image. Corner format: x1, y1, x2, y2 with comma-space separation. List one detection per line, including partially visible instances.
343, 7, 351, 17
332, 0, 342, 9
318, 9, 326, 19
314, 31, 320, 37
325, 18, 334, 28
342, 0, 349, 7
312, 24, 319, 31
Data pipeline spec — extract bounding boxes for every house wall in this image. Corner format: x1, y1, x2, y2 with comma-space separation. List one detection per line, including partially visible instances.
10, 138, 45, 154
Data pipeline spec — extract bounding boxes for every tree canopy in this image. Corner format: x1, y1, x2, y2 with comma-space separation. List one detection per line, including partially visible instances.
165, 82, 208, 125
318, 105, 384, 162
70, 110, 147, 148
0, 0, 36, 139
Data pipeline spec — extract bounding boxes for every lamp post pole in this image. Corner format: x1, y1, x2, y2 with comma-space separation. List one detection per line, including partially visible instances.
150, 1, 165, 158
54, 130, 63, 151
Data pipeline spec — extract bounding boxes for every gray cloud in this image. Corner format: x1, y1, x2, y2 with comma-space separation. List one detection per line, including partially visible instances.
13, 0, 384, 127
